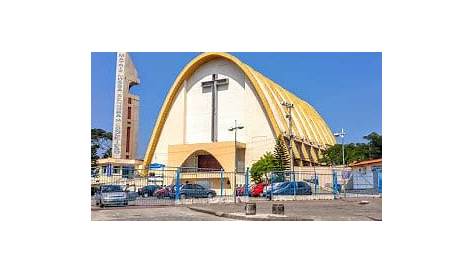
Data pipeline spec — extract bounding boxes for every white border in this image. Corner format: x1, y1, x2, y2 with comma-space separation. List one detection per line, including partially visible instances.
2, 1, 473, 273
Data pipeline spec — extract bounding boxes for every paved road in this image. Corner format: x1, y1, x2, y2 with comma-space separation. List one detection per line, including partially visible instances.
91, 197, 381, 221
91, 206, 232, 221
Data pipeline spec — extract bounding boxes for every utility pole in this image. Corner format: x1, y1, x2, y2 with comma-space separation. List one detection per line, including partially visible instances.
281, 101, 295, 182
229, 120, 244, 203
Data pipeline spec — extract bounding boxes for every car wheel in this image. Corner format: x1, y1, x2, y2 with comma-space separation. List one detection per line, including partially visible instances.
207, 193, 213, 198
100, 201, 104, 208
181, 194, 186, 200
144, 193, 149, 198
124, 201, 128, 206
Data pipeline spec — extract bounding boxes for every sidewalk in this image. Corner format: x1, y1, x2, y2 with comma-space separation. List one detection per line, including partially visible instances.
188, 206, 313, 221
188, 197, 382, 221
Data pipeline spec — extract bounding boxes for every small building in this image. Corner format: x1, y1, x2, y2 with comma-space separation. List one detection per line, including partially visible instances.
348, 159, 382, 191
350, 158, 382, 171
92, 158, 143, 185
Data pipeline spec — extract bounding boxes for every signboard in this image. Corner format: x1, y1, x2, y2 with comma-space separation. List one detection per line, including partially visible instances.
150, 163, 165, 169
112, 52, 127, 158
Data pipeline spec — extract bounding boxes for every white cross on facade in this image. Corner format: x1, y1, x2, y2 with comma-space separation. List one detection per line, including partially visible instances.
201, 74, 229, 142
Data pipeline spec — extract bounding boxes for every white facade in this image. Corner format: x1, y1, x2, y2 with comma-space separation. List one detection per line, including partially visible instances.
152, 59, 275, 168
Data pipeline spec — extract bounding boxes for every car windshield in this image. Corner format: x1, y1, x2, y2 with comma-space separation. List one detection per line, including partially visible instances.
267, 182, 283, 189
102, 185, 123, 192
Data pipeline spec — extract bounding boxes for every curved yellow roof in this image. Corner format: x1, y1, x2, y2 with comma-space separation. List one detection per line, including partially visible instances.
143, 52, 335, 166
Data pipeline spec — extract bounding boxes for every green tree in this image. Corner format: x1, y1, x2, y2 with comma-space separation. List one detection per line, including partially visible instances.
321, 132, 382, 165
250, 152, 276, 183
91, 128, 112, 167
364, 132, 382, 159
273, 135, 290, 171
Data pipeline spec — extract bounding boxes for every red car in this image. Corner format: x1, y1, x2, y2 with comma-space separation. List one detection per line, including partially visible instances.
250, 183, 268, 197
236, 183, 268, 197
154, 185, 172, 198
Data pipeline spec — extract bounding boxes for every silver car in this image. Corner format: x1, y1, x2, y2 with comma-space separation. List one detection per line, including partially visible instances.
95, 185, 128, 207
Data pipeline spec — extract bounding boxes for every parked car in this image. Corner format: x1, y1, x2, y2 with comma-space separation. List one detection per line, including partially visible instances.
154, 185, 172, 198
138, 185, 161, 197
250, 183, 268, 197
169, 184, 216, 199
264, 181, 312, 198
263, 182, 285, 195
236, 183, 268, 197
94, 185, 128, 207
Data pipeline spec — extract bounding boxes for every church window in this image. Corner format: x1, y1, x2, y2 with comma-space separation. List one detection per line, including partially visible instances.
127, 106, 132, 119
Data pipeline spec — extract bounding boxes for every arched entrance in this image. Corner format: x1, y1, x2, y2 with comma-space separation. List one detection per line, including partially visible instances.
166, 142, 246, 195
180, 150, 223, 171
167, 141, 245, 172
177, 149, 232, 195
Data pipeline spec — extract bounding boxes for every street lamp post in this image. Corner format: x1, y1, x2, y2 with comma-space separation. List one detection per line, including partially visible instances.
281, 101, 295, 181
229, 120, 244, 203
334, 128, 347, 194
334, 128, 346, 166
281, 101, 296, 200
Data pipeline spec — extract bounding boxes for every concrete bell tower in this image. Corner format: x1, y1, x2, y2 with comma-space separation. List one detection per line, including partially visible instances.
111, 52, 140, 160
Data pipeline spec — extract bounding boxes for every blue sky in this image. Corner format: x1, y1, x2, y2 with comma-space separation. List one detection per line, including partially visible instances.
91, 52, 381, 158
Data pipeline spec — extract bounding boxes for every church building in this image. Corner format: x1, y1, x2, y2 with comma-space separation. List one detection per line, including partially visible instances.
142, 52, 336, 173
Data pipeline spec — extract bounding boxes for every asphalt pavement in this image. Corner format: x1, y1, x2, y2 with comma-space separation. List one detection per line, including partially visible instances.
91, 206, 233, 221
188, 198, 382, 221
91, 197, 381, 221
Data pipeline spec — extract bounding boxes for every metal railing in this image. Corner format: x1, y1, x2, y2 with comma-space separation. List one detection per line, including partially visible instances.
91, 167, 382, 208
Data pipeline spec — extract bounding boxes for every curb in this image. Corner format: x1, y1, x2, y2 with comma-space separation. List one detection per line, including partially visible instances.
366, 216, 382, 221
188, 206, 313, 221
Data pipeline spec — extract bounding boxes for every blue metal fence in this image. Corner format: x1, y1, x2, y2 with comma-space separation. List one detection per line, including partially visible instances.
91, 166, 382, 207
